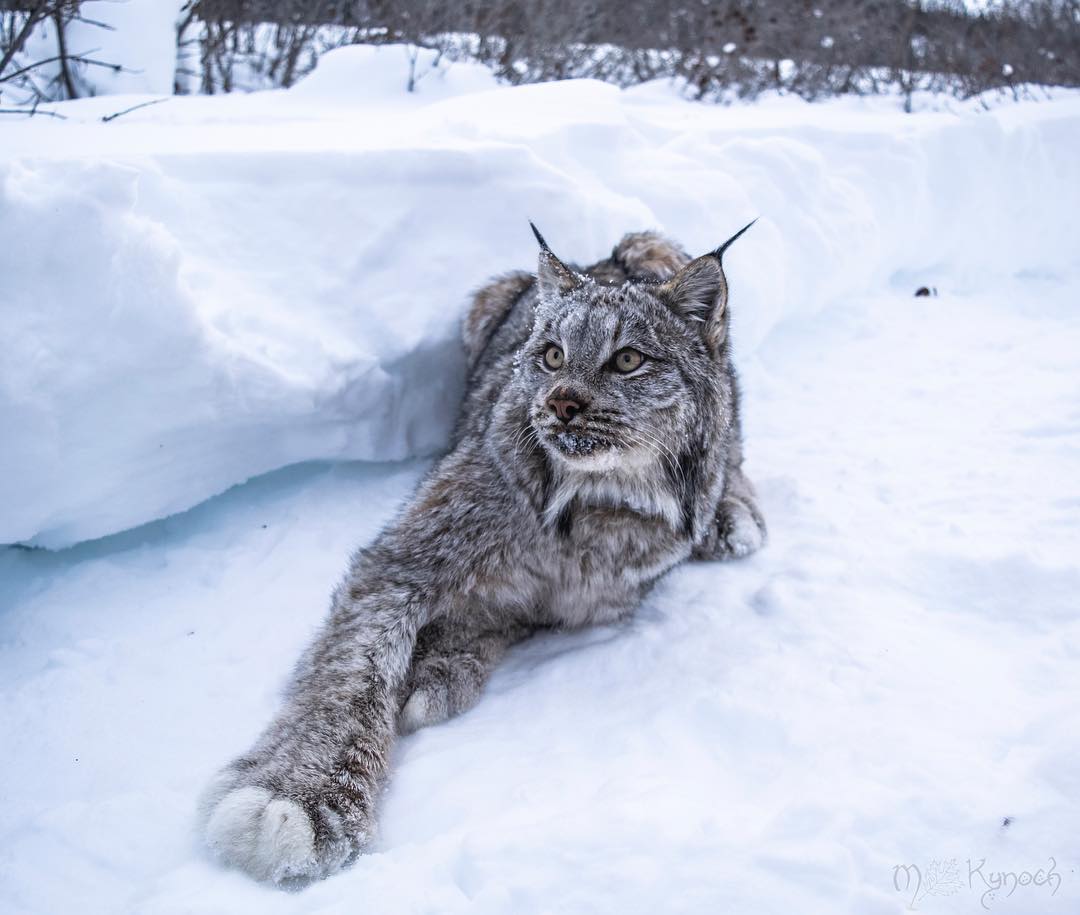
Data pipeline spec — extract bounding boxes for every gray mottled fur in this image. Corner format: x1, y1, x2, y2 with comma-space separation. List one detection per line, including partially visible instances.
198, 228, 766, 884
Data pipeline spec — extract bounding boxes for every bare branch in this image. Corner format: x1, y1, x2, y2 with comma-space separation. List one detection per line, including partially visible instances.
100, 95, 169, 122
0, 105, 67, 118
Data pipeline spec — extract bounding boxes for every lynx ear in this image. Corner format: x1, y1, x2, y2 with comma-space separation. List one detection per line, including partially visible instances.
660, 219, 755, 352
530, 222, 582, 298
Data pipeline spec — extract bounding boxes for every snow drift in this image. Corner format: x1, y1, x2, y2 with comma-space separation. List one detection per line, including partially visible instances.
3, 46, 1080, 546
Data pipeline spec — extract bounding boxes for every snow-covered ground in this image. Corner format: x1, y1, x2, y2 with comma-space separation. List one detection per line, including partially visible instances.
2, 46, 1079, 914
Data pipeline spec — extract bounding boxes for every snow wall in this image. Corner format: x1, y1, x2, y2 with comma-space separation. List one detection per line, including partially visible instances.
3, 45, 1080, 547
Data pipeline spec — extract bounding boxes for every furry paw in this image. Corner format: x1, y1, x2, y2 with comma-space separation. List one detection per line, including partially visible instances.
398, 683, 452, 734
397, 653, 487, 735
720, 498, 766, 558
693, 497, 766, 561
198, 769, 357, 884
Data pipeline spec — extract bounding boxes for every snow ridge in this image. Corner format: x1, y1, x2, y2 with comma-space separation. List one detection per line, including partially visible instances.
3, 47, 1079, 551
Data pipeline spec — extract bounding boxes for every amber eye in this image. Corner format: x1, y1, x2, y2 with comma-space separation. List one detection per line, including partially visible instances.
612, 348, 644, 373
543, 345, 564, 370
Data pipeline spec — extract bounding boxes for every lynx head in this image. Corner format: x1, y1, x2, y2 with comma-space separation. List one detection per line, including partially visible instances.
518, 222, 753, 474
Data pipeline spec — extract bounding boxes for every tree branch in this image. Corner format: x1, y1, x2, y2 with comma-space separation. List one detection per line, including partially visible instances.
100, 95, 169, 122
52, 7, 78, 98
0, 6, 48, 78
0, 106, 67, 118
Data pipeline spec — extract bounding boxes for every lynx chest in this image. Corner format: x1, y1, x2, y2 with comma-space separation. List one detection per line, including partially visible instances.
540, 504, 692, 627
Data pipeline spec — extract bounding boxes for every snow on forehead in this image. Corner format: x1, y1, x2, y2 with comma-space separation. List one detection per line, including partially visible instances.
544, 283, 665, 336
560, 298, 616, 331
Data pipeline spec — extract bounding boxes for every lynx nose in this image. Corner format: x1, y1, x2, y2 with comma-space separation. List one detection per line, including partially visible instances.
547, 393, 584, 424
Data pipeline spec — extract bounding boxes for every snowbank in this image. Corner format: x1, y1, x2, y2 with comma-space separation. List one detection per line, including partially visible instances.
289, 44, 500, 102
3, 48, 1080, 546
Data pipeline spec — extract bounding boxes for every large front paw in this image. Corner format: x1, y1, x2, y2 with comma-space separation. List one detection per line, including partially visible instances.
718, 497, 766, 558
694, 497, 766, 561
198, 768, 361, 884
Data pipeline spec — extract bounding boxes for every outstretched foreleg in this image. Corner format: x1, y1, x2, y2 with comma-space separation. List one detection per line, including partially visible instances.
198, 574, 429, 885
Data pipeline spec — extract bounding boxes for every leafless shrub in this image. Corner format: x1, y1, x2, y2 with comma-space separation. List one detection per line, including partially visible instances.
0, 0, 127, 106
190, 0, 1079, 101
6, 1, 1078, 107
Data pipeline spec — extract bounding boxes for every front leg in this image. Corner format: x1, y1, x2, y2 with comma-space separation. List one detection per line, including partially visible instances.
693, 462, 766, 561
198, 575, 428, 885
398, 619, 532, 734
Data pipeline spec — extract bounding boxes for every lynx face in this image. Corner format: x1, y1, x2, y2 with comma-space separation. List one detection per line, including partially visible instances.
521, 283, 704, 472
516, 222, 749, 476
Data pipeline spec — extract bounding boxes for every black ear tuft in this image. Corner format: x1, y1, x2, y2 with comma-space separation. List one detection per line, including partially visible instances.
530, 222, 582, 298
711, 218, 757, 264
529, 221, 551, 252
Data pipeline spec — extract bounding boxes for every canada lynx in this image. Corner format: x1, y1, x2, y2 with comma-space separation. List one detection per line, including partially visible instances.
199, 225, 765, 884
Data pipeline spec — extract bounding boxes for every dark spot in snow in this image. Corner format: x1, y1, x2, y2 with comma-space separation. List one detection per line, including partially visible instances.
1001, 816, 1012, 828
261, 524, 267, 529
914, 286, 938, 297
187, 630, 195, 636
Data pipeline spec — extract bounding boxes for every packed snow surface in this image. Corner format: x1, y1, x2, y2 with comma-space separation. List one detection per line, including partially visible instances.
2, 45, 1080, 915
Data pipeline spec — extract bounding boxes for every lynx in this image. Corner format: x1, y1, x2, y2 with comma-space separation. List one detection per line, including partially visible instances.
199, 224, 765, 884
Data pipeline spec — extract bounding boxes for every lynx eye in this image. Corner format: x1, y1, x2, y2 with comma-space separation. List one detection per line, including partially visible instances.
543, 345, 564, 370
612, 348, 644, 374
